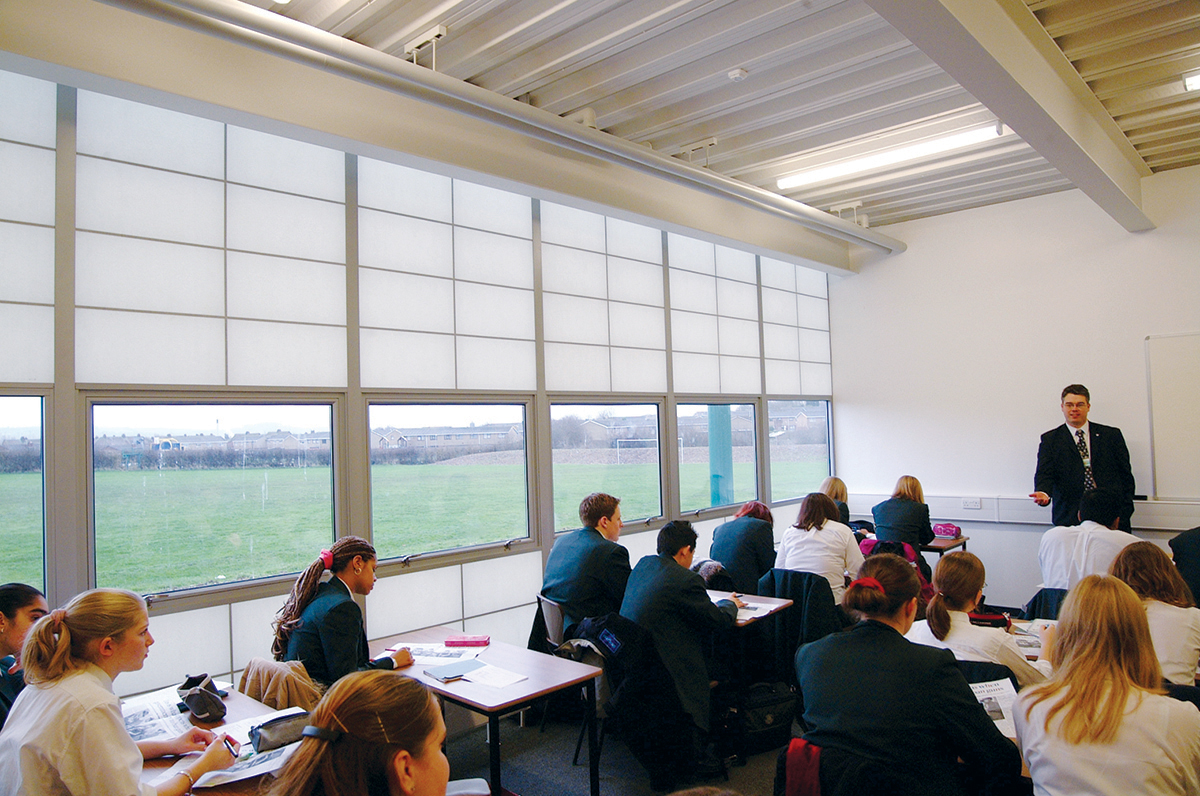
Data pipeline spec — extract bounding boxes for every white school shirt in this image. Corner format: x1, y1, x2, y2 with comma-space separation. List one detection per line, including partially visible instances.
1038, 521, 1137, 590
1015, 685, 1200, 796
773, 519, 864, 603
906, 610, 1052, 687
1144, 599, 1200, 686
0, 663, 154, 796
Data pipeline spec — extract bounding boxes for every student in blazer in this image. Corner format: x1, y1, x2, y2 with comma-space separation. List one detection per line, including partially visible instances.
541, 492, 631, 634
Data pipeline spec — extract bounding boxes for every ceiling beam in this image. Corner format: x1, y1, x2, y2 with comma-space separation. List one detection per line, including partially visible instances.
865, 0, 1155, 232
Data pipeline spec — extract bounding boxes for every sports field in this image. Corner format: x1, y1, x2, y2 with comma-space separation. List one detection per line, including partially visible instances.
1, 452, 827, 594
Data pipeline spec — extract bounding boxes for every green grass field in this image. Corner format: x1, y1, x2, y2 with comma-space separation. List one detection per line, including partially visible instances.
1, 456, 828, 594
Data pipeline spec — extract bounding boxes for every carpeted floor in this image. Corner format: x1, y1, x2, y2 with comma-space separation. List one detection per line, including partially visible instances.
446, 712, 781, 796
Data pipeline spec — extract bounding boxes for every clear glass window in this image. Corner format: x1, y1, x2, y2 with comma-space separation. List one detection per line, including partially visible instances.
0, 396, 44, 592
767, 400, 831, 501
92, 404, 334, 593
369, 404, 528, 557
677, 403, 757, 511
550, 404, 661, 530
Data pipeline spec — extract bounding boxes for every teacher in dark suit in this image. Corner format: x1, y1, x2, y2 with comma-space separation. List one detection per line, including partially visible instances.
795, 553, 1021, 796
1032, 384, 1135, 531
541, 492, 632, 635
272, 536, 412, 687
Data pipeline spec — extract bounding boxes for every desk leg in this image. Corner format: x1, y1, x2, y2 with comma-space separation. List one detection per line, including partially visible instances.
488, 714, 502, 796
585, 678, 599, 796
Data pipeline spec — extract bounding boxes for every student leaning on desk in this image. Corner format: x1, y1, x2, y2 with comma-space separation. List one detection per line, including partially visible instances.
0, 588, 237, 796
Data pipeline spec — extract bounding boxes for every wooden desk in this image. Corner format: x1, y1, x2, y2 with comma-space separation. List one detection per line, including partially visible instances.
921, 536, 969, 556
706, 590, 792, 626
373, 627, 603, 796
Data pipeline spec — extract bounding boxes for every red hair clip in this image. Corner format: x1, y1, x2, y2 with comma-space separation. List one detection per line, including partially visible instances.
850, 576, 885, 594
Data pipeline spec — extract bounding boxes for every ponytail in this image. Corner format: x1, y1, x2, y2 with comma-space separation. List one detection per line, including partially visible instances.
926, 552, 985, 640
273, 536, 377, 660
22, 589, 146, 684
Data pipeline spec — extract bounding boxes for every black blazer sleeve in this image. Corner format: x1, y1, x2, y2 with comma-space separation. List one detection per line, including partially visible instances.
916, 502, 933, 545
604, 544, 633, 611
930, 654, 1022, 796
320, 599, 391, 684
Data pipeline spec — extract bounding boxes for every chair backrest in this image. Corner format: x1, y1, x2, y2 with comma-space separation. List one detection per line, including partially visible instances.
1020, 587, 1069, 620
537, 594, 566, 647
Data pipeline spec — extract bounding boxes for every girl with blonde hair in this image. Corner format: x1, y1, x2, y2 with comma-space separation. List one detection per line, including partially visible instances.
0, 588, 236, 796
1015, 575, 1200, 795
269, 670, 449, 796
818, 476, 851, 526
906, 552, 1051, 686
1110, 541, 1200, 686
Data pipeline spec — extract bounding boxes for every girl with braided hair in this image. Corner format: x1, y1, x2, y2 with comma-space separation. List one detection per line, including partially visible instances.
274, 536, 413, 687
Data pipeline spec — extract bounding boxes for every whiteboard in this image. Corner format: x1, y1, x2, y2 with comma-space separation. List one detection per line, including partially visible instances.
1147, 333, 1200, 500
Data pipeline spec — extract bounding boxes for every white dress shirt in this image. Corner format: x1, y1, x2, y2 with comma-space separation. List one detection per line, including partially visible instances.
1015, 685, 1200, 796
1038, 520, 1138, 590
774, 519, 864, 603
906, 610, 1051, 687
1144, 599, 1200, 686
0, 663, 154, 796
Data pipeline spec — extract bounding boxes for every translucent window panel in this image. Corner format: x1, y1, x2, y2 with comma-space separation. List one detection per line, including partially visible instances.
797, 294, 830, 331
763, 323, 800, 360
0, 142, 55, 226
720, 356, 762, 394
368, 403, 528, 559
360, 328, 455, 389
611, 347, 668, 393
452, 180, 531, 238
540, 202, 606, 251
92, 403, 334, 594
768, 400, 830, 502
543, 293, 608, 345
227, 185, 345, 263
667, 233, 715, 274
456, 337, 536, 390
0, 396, 45, 591
677, 403, 757, 512
226, 252, 347, 325
801, 362, 833, 396
462, 552, 543, 616
718, 316, 761, 358
76, 157, 223, 246
453, 228, 533, 289
541, 244, 607, 297
0, 222, 54, 304
230, 595, 284, 670
716, 278, 759, 321
670, 310, 719, 354
549, 403, 661, 529
454, 283, 534, 339
0, 70, 56, 147
75, 309, 224, 385
358, 158, 452, 222
544, 343, 611, 392
796, 266, 829, 298
607, 257, 664, 306
0, 305, 53, 382
799, 328, 831, 363
761, 287, 799, 326
76, 91, 224, 178
715, 245, 756, 283
606, 218, 662, 263
116, 605, 230, 696
358, 269, 454, 333
226, 126, 344, 201
368, 566, 463, 637
759, 257, 796, 291
227, 320, 347, 388
463, 604, 537, 645
669, 268, 717, 314
76, 233, 224, 315
765, 359, 802, 395
359, 209, 453, 277
672, 352, 720, 394
608, 302, 665, 350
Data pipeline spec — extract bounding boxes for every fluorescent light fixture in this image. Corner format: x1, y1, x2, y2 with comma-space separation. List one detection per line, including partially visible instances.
777, 124, 1007, 191
1185, 70, 1200, 92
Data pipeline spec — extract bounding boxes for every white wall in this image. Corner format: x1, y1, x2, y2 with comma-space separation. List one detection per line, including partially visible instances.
830, 164, 1200, 605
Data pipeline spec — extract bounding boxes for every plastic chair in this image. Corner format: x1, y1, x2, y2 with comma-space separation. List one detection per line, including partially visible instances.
537, 594, 566, 647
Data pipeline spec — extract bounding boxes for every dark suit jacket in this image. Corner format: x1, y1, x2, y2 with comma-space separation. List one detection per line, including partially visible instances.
620, 554, 737, 732
835, 500, 850, 526
284, 577, 393, 686
795, 620, 1021, 796
0, 656, 24, 730
710, 516, 776, 595
541, 526, 631, 633
871, 497, 934, 548
1035, 422, 1135, 530
1169, 527, 1200, 604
